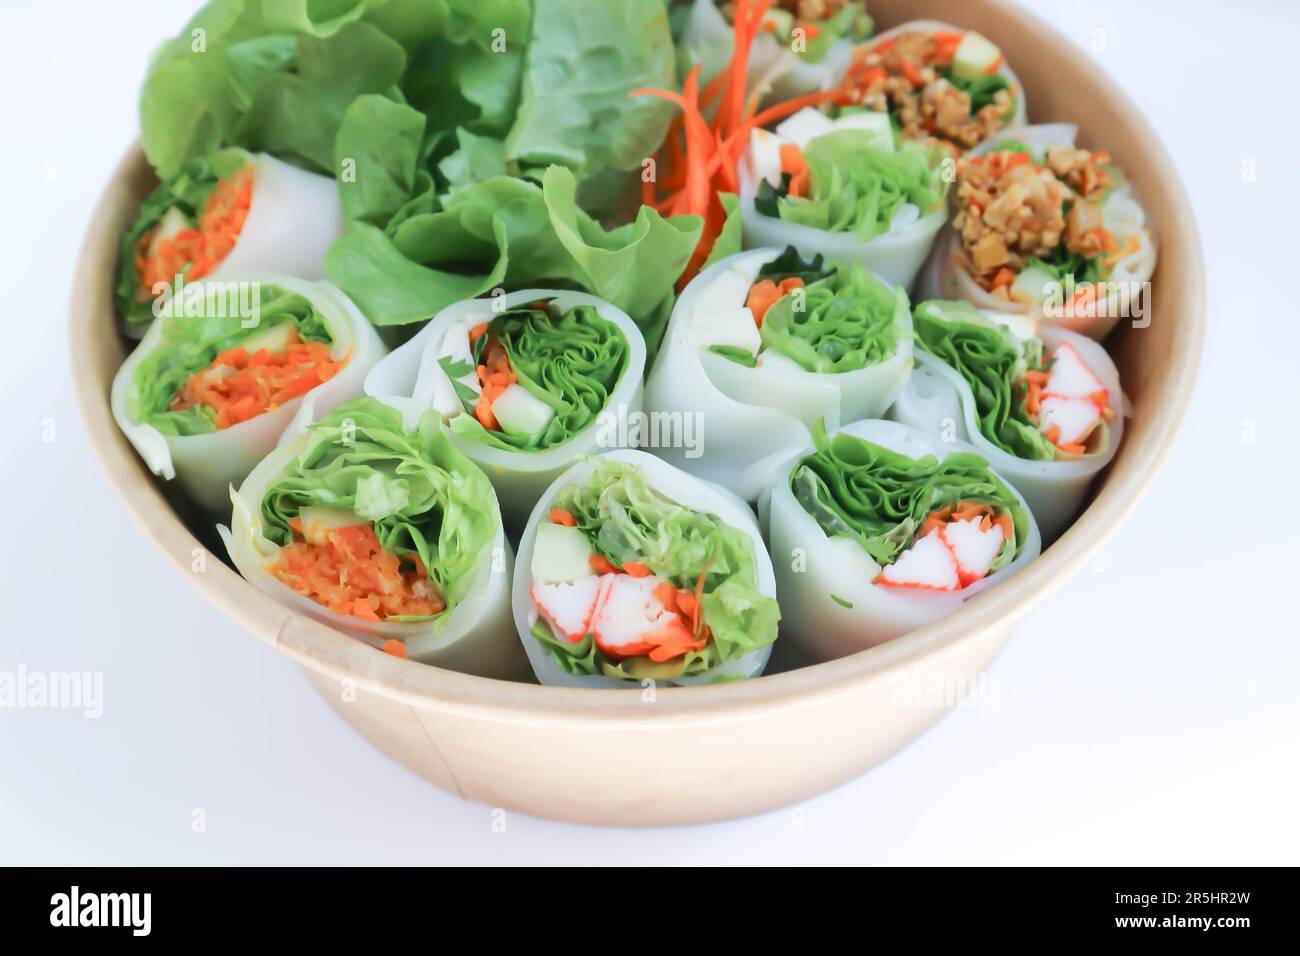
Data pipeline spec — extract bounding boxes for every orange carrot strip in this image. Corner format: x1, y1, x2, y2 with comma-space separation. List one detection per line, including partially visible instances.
548, 509, 577, 527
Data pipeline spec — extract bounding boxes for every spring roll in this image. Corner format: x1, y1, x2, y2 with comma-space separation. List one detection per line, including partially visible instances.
677, 0, 874, 106
364, 290, 646, 528
513, 451, 781, 687
114, 149, 344, 336
111, 276, 385, 512
645, 246, 913, 501
919, 125, 1158, 340
221, 397, 525, 677
838, 20, 1028, 156
739, 106, 948, 288
764, 418, 1039, 664
888, 300, 1127, 540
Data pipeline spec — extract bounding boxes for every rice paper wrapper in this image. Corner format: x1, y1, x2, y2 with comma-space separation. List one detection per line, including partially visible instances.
220, 400, 525, 677
738, 166, 946, 291
763, 419, 1041, 667
917, 125, 1158, 340
512, 449, 776, 688
363, 289, 647, 530
888, 324, 1128, 540
644, 249, 913, 501
110, 276, 387, 513
123, 152, 344, 340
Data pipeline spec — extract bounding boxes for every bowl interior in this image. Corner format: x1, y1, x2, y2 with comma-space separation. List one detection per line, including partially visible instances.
71, 0, 1204, 722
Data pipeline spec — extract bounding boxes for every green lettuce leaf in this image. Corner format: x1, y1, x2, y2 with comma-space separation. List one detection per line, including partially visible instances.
534, 459, 780, 679
127, 282, 333, 437
447, 300, 630, 451
759, 257, 908, 373
259, 397, 499, 616
791, 419, 1029, 570
756, 129, 946, 239
913, 300, 1057, 461
141, 3, 417, 180
504, 0, 676, 183
325, 165, 701, 337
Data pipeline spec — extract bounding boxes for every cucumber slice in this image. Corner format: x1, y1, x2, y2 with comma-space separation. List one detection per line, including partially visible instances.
1010, 263, 1060, 306
492, 382, 556, 438
146, 206, 195, 259
532, 522, 594, 585
952, 32, 1003, 81
297, 506, 367, 546
240, 321, 296, 354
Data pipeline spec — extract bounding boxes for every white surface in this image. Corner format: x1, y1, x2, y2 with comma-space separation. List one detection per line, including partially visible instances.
1, 0, 1296, 864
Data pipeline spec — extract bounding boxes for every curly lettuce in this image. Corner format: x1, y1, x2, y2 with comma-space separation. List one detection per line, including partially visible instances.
757, 251, 909, 373
533, 459, 780, 681
791, 420, 1029, 570
755, 129, 946, 240
259, 397, 499, 619
127, 283, 333, 437
445, 301, 630, 452
912, 300, 1056, 461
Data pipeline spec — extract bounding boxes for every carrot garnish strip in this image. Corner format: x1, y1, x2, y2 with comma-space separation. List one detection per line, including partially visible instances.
621, 561, 653, 578
548, 509, 577, 527
589, 554, 619, 575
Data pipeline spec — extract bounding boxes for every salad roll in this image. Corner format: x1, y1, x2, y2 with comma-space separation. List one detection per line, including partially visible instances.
889, 300, 1127, 540
645, 246, 913, 501
513, 451, 781, 687
111, 276, 386, 512
222, 398, 525, 676
920, 125, 1158, 340
764, 419, 1039, 664
838, 20, 1027, 155
739, 106, 949, 287
364, 290, 646, 527
677, 0, 873, 106
115, 149, 344, 336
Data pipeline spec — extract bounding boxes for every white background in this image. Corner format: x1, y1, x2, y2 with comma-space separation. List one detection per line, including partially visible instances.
1, 0, 1296, 865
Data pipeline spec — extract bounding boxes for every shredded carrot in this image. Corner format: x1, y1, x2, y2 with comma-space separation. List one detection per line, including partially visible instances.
630, 0, 856, 288
652, 581, 680, 611
932, 31, 964, 64
589, 554, 619, 575
548, 509, 577, 527
469, 322, 489, 343
383, 639, 409, 659
745, 275, 803, 326
473, 335, 516, 431
268, 524, 444, 621
621, 561, 653, 578
779, 142, 810, 198
1043, 424, 1062, 445
991, 267, 1015, 289
136, 168, 254, 297
170, 327, 346, 429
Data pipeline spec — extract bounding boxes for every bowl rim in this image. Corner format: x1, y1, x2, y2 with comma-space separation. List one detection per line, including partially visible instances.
71, 0, 1205, 729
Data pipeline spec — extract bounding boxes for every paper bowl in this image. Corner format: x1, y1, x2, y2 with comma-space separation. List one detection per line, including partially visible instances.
71, 0, 1203, 826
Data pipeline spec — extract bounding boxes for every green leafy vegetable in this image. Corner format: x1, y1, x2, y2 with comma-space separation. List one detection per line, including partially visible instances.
259, 397, 499, 617
535, 459, 780, 679
791, 420, 1029, 569
127, 283, 333, 436
755, 130, 946, 239
759, 258, 909, 373
912, 300, 1057, 461
448, 300, 629, 451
